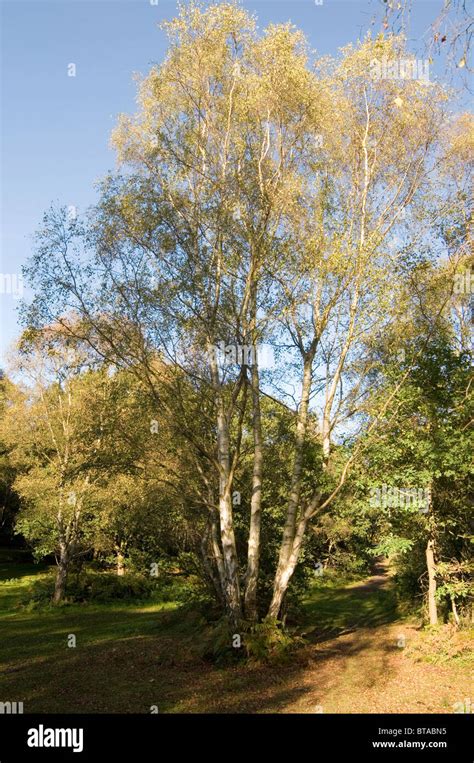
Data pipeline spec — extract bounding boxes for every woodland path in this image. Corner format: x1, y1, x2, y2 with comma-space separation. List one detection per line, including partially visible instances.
263, 561, 472, 714
1, 555, 471, 713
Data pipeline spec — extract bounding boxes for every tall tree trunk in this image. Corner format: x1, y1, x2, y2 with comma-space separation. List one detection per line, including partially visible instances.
268, 511, 309, 619
209, 344, 242, 627
268, 354, 314, 619
53, 544, 69, 603
209, 505, 227, 600
218, 479, 242, 627
450, 595, 460, 628
116, 544, 126, 576
426, 537, 438, 625
244, 358, 263, 621
321, 417, 331, 462
200, 520, 224, 605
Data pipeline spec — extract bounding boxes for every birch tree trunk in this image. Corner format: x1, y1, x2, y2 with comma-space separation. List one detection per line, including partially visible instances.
268, 353, 314, 619
268, 510, 311, 619
200, 519, 225, 605
53, 542, 69, 603
209, 345, 242, 627
426, 537, 438, 625
209, 506, 227, 599
244, 357, 263, 621
450, 595, 460, 628
116, 544, 126, 576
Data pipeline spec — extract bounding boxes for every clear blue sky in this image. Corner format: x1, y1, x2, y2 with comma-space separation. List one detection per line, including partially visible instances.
0, 0, 450, 362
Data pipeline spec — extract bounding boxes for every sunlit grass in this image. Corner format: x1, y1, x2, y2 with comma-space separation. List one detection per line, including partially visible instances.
302, 570, 399, 635
1, 551, 470, 713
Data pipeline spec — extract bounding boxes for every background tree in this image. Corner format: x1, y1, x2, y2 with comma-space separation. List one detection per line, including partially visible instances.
360, 249, 473, 626
0, 372, 20, 545
2, 334, 115, 601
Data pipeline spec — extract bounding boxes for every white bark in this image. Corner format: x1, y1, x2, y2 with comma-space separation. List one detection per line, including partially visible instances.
244, 358, 263, 621
268, 353, 314, 619
426, 538, 438, 626
209, 344, 242, 626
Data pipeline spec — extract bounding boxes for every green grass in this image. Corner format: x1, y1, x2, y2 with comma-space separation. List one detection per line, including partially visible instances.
302, 570, 399, 638
0, 549, 201, 712
0, 549, 49, 614
0, 553, 399, 713
1, 550, 469, 713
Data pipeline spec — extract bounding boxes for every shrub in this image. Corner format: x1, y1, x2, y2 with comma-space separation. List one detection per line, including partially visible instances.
197, 617, 238, 664
86, 573, 155, 602
21, 570, 156, 607
244, 618, 303, 663
406, 623, 474, 665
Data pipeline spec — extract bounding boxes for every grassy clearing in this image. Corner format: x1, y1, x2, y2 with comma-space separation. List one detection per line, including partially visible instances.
301, 569, 399, 637
1, 551, 472, 713
0, 550, 191, 711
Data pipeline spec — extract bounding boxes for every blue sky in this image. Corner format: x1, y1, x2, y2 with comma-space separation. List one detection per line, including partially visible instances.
0, 0, 453, 362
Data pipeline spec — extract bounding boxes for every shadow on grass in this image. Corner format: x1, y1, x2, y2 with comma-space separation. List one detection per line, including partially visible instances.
302, 572, 399, 644
0, 562, 48, 583
0, 558, 403, 713
2, 603, 404, 713
1, 587, 400, 713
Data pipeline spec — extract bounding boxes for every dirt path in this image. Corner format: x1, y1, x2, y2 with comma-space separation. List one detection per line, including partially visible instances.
275, 564, 472, 714
1, 558, 471, 713
348, 558, 391, 593
282, 626, 467, 713
153, 564, 471, 714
